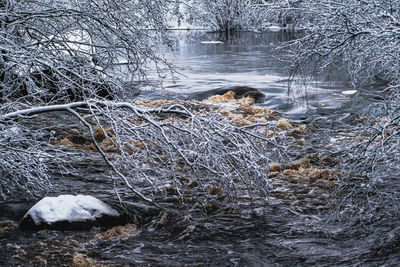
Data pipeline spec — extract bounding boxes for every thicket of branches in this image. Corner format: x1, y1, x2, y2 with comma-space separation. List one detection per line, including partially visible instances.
0, 121, 51, 199
0, 99, 291, 209
282, 0, 400, 218
0, 0, 178, 109
0, 0, 289, 206
324, 87, 400, 221
0, 0, 172, 201
182, 0, 307, 31
286, 0, 400, 88
183, 0, 270, 31
1, 0, 400, 218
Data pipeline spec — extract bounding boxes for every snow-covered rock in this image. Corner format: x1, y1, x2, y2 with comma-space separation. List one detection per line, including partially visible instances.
20, 195, 123, 230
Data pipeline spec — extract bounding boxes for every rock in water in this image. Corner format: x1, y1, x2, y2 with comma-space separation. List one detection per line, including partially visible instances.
19, 195, 122, 230
190, 86, 265, 103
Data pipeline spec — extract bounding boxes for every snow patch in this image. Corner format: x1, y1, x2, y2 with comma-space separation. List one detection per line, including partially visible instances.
201, 41, 223, 44
341, 90, 358, 95
23, 195, 119, 225
267, 26, 281, 32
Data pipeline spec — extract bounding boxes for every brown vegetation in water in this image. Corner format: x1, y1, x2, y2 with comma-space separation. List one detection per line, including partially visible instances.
51, 95, 318, 193
206, 91, 236, 103
0, 220, 17, 232
55, 135, 117, 153
268, 155, 338, 188
95, 224, 138, 240
200, 91, 308, 137
44, 96, 330, 216
71, 253, 116, 267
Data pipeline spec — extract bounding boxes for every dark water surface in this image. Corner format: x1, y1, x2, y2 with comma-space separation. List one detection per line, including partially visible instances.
0, 31, 397, 266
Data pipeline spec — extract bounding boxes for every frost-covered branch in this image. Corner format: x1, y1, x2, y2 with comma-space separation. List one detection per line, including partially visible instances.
0, 99, 289, 209
285, 0, 400, 88
184, 0, 273, 31
0, 0, 177, 107
0, 122, 51, 199
320, 89, 400, 219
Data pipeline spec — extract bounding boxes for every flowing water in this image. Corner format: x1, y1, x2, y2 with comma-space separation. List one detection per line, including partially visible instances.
0, 31, 397, 266
141, 31, 376, 122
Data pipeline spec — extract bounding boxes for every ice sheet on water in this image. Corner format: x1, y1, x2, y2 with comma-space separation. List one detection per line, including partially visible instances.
200, 41, 223, 44
341, 90, 358, 95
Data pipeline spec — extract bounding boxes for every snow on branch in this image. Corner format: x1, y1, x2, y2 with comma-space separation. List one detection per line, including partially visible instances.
285, 0, 400, 87
0, 99, 289, 209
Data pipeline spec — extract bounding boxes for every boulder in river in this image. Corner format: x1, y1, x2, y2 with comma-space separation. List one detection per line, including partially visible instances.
190, 86, 266, 103
19, 195, 123, 230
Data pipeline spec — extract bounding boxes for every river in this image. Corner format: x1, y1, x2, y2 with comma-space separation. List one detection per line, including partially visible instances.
140, 31, 376, 122
0, 31, 397, 266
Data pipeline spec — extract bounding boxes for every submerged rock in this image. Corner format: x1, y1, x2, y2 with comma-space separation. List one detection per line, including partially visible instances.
19, 195, 123, 230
